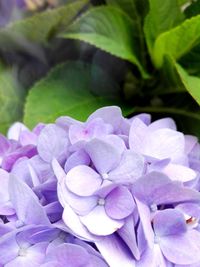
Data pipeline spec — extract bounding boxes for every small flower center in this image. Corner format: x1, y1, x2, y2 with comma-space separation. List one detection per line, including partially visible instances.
98, 198, 105, 206
15, 220, 24, 228
150, 204, 157, 212
18, 248, 27, 257
101, 173, 109, 180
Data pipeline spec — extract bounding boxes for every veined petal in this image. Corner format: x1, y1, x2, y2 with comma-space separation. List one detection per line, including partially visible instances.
105, 186, 134, 220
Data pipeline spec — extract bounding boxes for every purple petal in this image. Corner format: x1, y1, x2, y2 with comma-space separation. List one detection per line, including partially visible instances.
148, 118, 177, 131
64, 149, 90, 173
185, 135, 198, 154
46, 244, 90, 267
135, 198, 154, 248
159, 230, 200, 264
153, 209, 187, 237
7, 122, 29, 141
6, 242, 48, 267
118, 216, 140, 260
95, 234, 136, 267
145, 129, 185, 161
105, 186, 134, 219
132, 171, 200, 206
0, 134, 10, 155
163, 163, 197, 182
37, 124, 69, 163
80, 205, 124, 235
9, 174, 50, 226
85, 136, 125, 174
62, 204, 95, 241
109, 150, 144, 183
129, 118, 147, 153
65, 165, 102, 197
136, 245, 169, 267
87, 106, 123, 131
19, 130, 37, 146
0, 233, 19, 265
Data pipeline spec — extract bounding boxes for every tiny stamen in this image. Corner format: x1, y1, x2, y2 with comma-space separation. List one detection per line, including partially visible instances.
101, 173, 109, 180
98, 198, 105, 206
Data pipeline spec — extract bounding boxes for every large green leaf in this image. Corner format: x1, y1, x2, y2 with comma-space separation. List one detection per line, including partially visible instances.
175, 63, 200, 106
144, 0, 183, 55
60, 6, 148, 78
24, 61, 131, 128
0, 0, 88, 51
0, 64, 25, 134
153, 15, 200, 68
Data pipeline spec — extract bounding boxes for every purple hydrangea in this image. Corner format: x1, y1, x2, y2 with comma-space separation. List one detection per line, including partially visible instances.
0, 106, 200, 266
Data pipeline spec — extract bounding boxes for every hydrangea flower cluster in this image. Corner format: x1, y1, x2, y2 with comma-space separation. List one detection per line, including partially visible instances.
1, 106, 200, 266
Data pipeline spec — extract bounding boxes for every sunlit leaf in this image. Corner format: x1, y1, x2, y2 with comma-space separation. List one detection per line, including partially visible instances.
153, 14, 200, 67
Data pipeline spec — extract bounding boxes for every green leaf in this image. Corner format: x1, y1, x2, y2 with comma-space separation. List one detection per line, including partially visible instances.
144, 0, 183, 55
105, 0, 147, 62
106, 0, 140, 19
175, 63, 200, 106
24, 61, 131, 128
153, 14, 200, 68
179, 44, 200, 75
0, 64, 25, 134
134, 106, 200, 139
60, 6, 149, 78
0, 0, 88, 51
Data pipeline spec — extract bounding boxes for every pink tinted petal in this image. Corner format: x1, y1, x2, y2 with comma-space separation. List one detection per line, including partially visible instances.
80, 205, 124, 236
64, 150, 90, 173
129, 118, 147, 153
87, 106, 123, 131
37, 124, 68, 163
85, 136, 124, 174
109, 150, 144, 183
65, 165, 102, 197
160, 230, 200, 264
153, 209, 187, 237
95, 235, 136, 267
163, 163, 197, 182
105, 186, 134, 219
145, 129, 185, 161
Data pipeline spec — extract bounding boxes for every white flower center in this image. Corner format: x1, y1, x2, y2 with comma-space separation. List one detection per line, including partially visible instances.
101, 173, 109, 180
18, 248, 27, 257
98, 198, 105, 206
